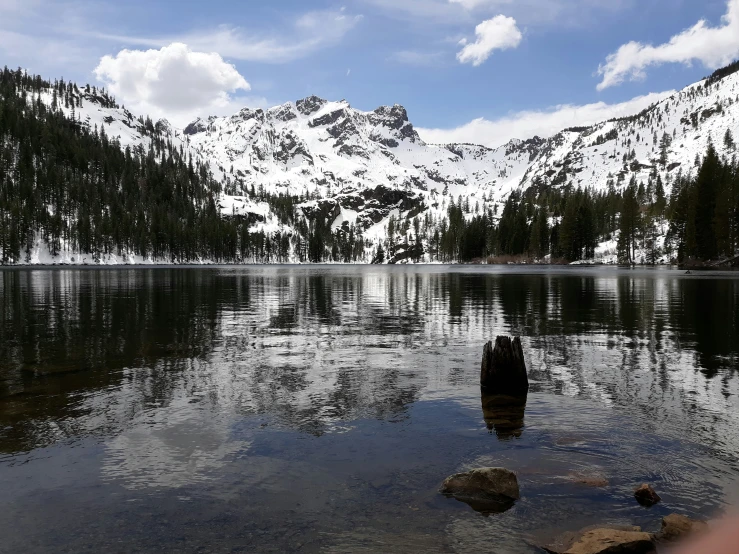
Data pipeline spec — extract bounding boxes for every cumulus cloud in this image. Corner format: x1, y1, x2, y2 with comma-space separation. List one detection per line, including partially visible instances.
94, 43, 251, 126
597, 0, 739, 91
457, 15, 522, 66
417, 90, 672, 148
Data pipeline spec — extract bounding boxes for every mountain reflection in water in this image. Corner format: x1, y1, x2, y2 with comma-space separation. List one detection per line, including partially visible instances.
0, 266, 738, 553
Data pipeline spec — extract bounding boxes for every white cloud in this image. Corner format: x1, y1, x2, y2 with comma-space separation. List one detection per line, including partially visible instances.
359, 0, 466, 23
94, 43, 252, 126
597, 0, 739, 90
417, 90, 673, 147
95, 10, 362, 64
456, 15, 522, 66
362, 0, 631, 27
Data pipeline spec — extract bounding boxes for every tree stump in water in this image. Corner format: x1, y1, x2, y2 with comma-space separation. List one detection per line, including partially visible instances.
480, 336, 529, 395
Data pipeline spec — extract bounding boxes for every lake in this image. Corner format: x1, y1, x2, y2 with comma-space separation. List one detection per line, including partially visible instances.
1, 266, 738, 553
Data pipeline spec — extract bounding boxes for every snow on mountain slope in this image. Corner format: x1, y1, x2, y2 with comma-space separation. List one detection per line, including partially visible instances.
513, 71, 739, 195
178, 67, 739, 244
180, 96, 529, 232
22, 64, 739, 263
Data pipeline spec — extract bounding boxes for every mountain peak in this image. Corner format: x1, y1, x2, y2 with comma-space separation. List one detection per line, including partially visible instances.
372, 104, 409, 123
183, 117, 206, 136
369, 104, 418, 143
155, 118, 173, 135
296, 95, 328, 116
183, 115, 219, 135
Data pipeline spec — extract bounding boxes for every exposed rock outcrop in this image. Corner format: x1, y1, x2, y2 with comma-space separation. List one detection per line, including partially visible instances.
295, 95, 327, 116
184, 118, 207, 135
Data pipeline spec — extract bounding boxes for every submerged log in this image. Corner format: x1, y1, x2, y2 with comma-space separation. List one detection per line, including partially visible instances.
480, 336, 529, 395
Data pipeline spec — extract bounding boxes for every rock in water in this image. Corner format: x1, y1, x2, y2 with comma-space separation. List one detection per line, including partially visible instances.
440, 468, 519, 514
568, 473, 609, 488
657, 514, 708, 542
541, 526, 655, 554
634, 484, 661, 507
480, 336, 529, 395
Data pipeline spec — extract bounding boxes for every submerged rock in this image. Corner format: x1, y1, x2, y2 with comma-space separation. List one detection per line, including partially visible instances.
634, 484, 661, 507
480, 337, 529, 395
541, 526, 655, 554
657, 513, 708, 542
440, 467, 519, 514
568, 473, 609, 488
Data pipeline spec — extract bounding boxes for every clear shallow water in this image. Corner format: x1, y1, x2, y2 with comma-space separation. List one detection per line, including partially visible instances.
0, 266, 738, 553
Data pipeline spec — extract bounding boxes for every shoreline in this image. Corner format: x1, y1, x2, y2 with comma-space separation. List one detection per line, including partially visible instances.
1, 262, 737, 272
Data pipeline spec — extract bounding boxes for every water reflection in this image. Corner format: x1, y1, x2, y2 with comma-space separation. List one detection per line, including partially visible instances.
481, 393, 527, 439
446, 490, 517, 516
0, 267, 738, 553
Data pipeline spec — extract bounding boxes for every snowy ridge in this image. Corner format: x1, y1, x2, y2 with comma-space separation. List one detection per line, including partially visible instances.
15, 65, 739, 264
178, 69, 739, 234
515, 71, 739, 195
182, 97, 526, 222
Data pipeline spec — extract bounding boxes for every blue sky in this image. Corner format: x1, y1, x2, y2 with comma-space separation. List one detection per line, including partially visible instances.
1, 0, 737, 146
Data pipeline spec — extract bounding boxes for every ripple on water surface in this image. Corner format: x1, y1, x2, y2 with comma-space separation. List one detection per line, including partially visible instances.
0, 266, 738, 552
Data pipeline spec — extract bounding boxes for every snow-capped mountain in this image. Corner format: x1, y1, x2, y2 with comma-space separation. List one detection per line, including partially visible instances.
38, 62, 739, 263
512, 70, 739, 194
179, 97, 534, 240
183, 66, 739, 235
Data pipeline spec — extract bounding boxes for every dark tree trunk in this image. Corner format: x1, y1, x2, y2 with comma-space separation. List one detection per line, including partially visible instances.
480, 336, 529, 395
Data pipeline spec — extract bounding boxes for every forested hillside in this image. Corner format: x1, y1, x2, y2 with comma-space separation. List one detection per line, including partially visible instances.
1, 69, 217, 262
0, 68, 303, 264
443, 142, 738, 265
1, 64, 738, 265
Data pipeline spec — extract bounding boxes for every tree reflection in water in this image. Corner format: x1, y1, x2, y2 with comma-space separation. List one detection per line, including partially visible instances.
0, 267, 737, 553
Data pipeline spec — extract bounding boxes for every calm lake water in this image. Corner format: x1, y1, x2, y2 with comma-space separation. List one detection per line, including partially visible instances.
1, 266, 738, 553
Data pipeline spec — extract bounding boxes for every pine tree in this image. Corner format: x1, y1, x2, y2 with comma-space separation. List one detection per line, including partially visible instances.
659, 132, 672, 166
693, 142, 721, 261
653, 175, 666, 217
618, 185, 640, 263
724, 128, 735, 151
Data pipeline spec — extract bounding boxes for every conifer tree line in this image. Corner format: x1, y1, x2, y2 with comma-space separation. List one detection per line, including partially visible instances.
421, 140, 738, 264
